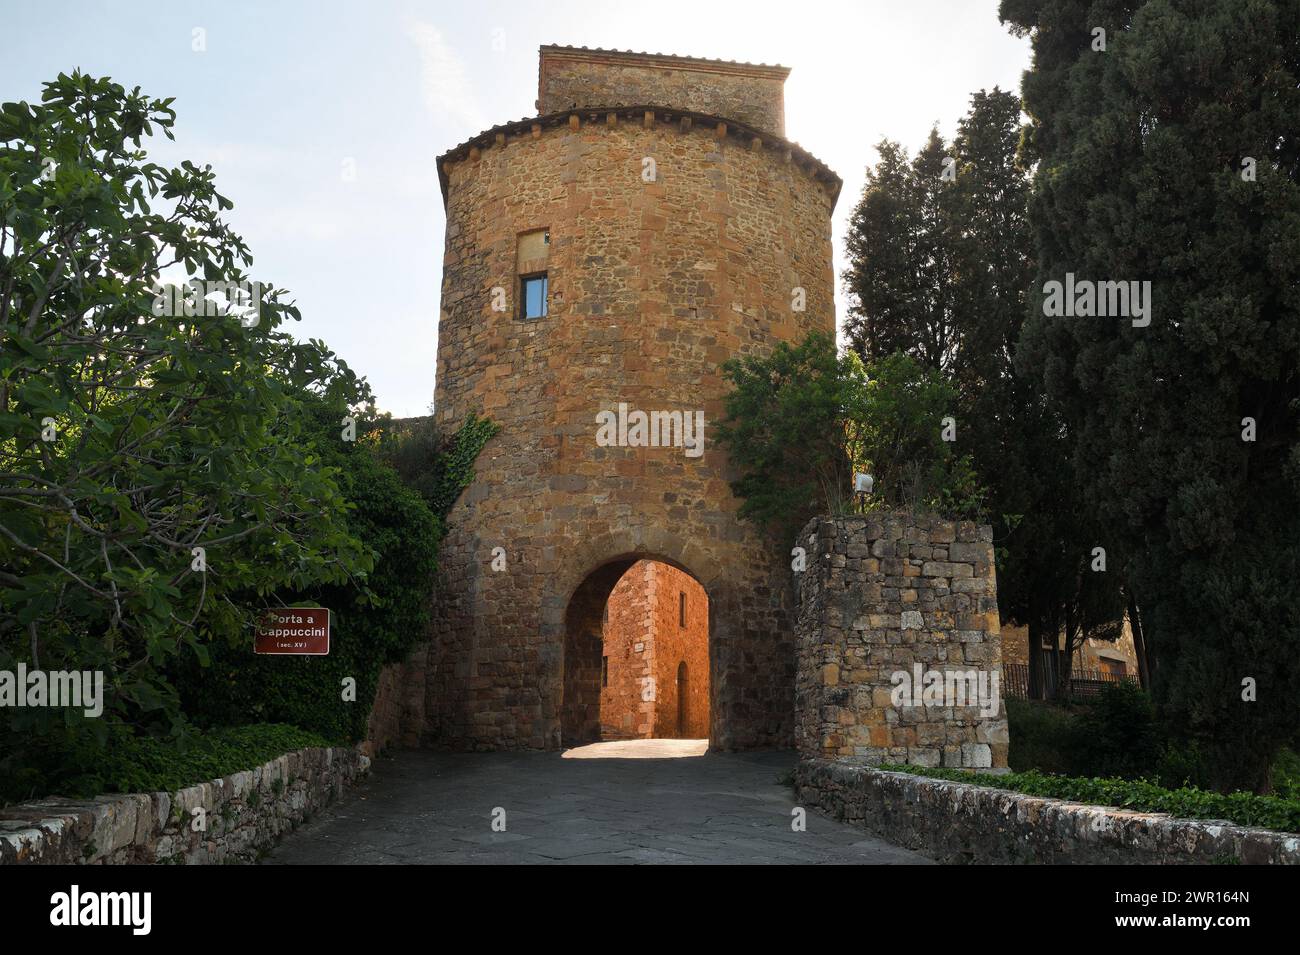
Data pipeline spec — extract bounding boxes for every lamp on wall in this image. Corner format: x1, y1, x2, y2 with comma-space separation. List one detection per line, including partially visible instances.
854, 472, 873, 511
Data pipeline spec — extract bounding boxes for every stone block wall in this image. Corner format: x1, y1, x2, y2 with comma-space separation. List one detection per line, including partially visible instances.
650, 562, 710, 738
601, 561, 656, 738
538, 46, 790, 136
0, 746, 367, 865
794, 513, 1009, 769
365, 662, 416, 755
797, 760, 1300, 864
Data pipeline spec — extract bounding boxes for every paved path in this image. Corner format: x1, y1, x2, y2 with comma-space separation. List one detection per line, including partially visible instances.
264, 740, 929, 865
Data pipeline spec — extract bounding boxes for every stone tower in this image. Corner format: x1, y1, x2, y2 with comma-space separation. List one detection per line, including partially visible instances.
412, 45, 841, 751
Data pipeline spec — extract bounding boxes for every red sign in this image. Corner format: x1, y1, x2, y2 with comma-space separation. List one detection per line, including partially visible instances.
254, 608, 330, 655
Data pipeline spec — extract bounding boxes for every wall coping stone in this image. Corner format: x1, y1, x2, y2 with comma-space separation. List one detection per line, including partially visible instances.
797, 758, 1300, 864
0, 745, 369, 865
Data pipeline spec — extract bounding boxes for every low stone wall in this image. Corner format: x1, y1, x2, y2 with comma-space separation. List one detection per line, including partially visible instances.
0, 746, 368, 865
797, 759, 1300, 864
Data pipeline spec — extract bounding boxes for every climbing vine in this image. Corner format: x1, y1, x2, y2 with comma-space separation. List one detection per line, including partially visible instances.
428, 412, 502, 518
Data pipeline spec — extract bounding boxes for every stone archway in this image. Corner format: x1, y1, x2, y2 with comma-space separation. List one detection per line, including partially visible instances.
561, 555, 711, 747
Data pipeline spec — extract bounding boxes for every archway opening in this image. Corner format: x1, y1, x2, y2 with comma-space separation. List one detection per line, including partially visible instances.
561, 558, 710, 748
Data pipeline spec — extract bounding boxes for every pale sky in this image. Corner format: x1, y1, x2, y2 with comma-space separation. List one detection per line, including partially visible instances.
2, 0, 1030, 416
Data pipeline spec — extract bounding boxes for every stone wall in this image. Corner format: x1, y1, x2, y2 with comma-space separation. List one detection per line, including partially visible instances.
538, 46, 789, 137
797, 760, 1300, 864
650, 562, 710, 738
0, 746, 367, 865
794, 514, 1009, 769
601, 561, 656, 739
423, 81, 839, 750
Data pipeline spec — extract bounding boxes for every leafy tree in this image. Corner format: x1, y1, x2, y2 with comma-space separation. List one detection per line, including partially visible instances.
854, 351, 986, 520
172, 397, 442, 746
0, 73, 372, 766
716, 332, 862, 534
716, 332, 983, 538
1001, 0, 1300, 790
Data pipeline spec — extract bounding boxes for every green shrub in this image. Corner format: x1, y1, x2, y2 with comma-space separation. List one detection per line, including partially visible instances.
170, 407, 497, 745
1072, 682, 1163, 780
879, 763, 1300, 834
1007, 685, 1172, 782
1271, 748, 1300, 801
1156, 740, 1212, 792
716, 333, 985, 537
103, 724, 328, 796
1006, 699, 1079, 774
1, 723, 327, 803
172, 410, 441, 744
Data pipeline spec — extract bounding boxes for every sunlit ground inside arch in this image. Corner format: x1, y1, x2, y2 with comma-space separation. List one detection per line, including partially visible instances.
562, 739, 710, 759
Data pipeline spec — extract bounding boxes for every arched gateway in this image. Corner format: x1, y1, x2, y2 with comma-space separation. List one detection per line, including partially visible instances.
400, 45, 840, 751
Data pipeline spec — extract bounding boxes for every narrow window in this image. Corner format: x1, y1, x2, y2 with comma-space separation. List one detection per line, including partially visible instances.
601, 655, 609, 688
520, 273, 548, 319
516, 228, 549, 320
676, 661, 688, 736
679, 591, 686, 628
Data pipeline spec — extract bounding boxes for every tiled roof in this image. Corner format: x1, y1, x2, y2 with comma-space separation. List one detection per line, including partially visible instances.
435, 105, 841, 207
538, 44, 791, 75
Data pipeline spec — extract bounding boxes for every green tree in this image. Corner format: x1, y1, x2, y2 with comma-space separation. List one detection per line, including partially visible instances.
172, 397, 442, 746
844, 131, 959, 367
842, 88, 1129, 699
1001, 0, 1300, 790
717, 332, 982, 538
0, 73, 371, 758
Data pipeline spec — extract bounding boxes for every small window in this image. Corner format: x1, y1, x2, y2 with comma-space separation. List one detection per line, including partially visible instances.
679, 592, 686, 628
516, 228, 550, 320
601, 655, 609, 688
521, 273, 548, 319
1099, 658, 1126, 677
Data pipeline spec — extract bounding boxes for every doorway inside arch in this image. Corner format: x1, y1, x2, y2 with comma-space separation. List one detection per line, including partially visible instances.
561, 558, 710, 747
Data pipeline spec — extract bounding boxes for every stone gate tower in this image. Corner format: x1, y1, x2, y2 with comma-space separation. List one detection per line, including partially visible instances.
408, 45, 840, 751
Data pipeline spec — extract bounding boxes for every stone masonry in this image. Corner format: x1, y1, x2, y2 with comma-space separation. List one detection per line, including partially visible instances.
0, 746, 368, 865
794, 513, 1009, 770
537, 45, 790, 136
599, 560, 709, 740
394, 46, 841, 751
797, 761, 1300, 865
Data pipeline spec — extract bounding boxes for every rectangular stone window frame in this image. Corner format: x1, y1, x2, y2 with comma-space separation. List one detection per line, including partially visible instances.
519, 271, 548, 320
516, 227, 550, 321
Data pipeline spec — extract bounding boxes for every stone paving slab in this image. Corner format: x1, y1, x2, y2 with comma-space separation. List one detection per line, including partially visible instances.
263, 741, 929, 865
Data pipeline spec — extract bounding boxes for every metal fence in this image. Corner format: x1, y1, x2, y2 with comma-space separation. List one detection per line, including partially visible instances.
1002, 663, 1135, 701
